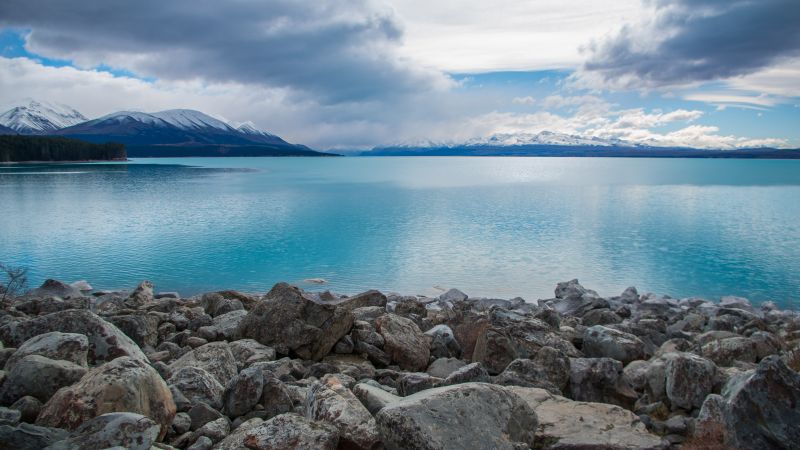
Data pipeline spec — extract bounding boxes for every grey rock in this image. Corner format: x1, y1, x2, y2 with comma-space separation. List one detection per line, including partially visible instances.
376, 382, 537, 450
0, 355, 86, 404
493, 347, 570, 394
424, 324, 462, 358
169, 342, 237, 386
223, 365, 264, 418
26, 279, 84, 299
439, 288, 468, 302
188, 402, 225, 431
306, 375, 381, 450
443, 362, 490, 385
398, 372, 442, 396
169, 367, 225, 410
0, 423, 68, 449
353, 382, 401, 415
188, 435, 213, 450
45, 412, 159, 450
212, 310, 247, 340
236, 283, 354, 361
241, 413, 338, 450
426, 357, 466, 378
228, 339, 276, 369
210, 417, 263, 450
107, 312, 162, 349
701, 336, 758, 366
375, 313, 430, 371
0, 406, 20, 426
569, 357, 637, 409
4, 331, 88, 371
10, 396, 42, 423
583, 325, 646, 365
196, 417, 230, 443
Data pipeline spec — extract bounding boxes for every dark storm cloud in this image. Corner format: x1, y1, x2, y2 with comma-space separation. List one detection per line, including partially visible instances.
0, 0, 446, 103
582, 0, 800, 88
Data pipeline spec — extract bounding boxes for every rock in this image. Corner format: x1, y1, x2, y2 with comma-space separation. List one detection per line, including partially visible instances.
169, 367, 225, 410
375, 314, 430, 371
664, 352, 716, 410
0, 406, 20, 425
127, 280, 154, 308
107, 312, 162, 349
46, 412, 159, 450
259, 370, 294, 419
306, 375, 381, 449
229, 339, 276, 369
582, 308, 623, 326
0, 422, 68, 449
4, 332, 89, 371
37, 356, 176, 441
424, 324, 462, 358
0, 355, 87, 404
10, 396, 42, 423
188, 402, 225, 431
69, 280, 93, 292
223, 365, 264, 418
569, 357, 637, 409
439, 288, 468, 302
0, 309, 147, 365
25, 279, 84, 299
398, 372, 442, 396
583, 325, 646, 365
236, 283, 354, 361
507, 386, 667, 449
443, 362, 490, 385
212, 310, 247, 340
701, 336, 758, 366
426, 357, 466, 378
719, 295, 753, 310
169, 342, 237, 386
693, 356, 800, 449
210, 417, 263, 450
196, 417, 230, 443
188, 435, 214, 450
493, 347, 570, 394
242, 413, 339, 450
353, 382, 401, 415
171, 412, 191, 435
376, 382, 537, 450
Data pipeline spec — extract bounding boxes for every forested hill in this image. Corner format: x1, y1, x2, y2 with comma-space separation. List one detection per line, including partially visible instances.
0, 135, 126, 162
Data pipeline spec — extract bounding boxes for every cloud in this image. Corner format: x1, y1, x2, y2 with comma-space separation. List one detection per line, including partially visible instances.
0, 0, 451, 103
578, 0, 800, 90
512, 96, 536, 105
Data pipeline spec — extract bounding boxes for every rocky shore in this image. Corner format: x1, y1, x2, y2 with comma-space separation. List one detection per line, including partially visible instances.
0, 278, 798, 449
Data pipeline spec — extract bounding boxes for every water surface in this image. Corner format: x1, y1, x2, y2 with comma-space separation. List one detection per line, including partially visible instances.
1, 157, 799, 307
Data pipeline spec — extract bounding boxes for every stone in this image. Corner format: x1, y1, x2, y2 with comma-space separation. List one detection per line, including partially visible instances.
569, 357, 637, 409
37, 356, 176, 441
107, 312, 162, 349
188, 435, 214, 450
212, 310, 247, 340
223, 365, 264, 418
426, 357, 466, 378
127, 280, 154, 308
398, 372, 442, 396
10, 396, 42, 423
0, 309, 147, 364
259, 370, 294, 419
46, 412, 159, 450
242, 413, 339, 450
188, 402, 225, 431
0, 407, 20, 425
353, 382, 401, 415
0, 423, 68, 449
376, 382, 537, 450
334, 335, 354, 354
171, 412, 191, 435
25, 279, 84, 299
439, 288, 468, 302
169, 367, 225, 410
196, 417, 230, 443
694, 356, 800, 449
0, 355, 87, 404
583, 325, 646, 365
701, 336, 758, 366
169, 342, 237, 386
375, 313, 430, 371
4, 331, 88, 371
69, 280, 93, 292
229, 339, 276, 369
664, 352, 716, 410
443, 362, 490, 385
305, 375, 381, 449
211, 417, 264, 450
507, 386, 667, 450
493, 347, 570, 394
424, 324, 462, 358
236, 283, 354, 361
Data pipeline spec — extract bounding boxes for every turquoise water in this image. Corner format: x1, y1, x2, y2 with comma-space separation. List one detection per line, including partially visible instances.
1, 157, 799, 307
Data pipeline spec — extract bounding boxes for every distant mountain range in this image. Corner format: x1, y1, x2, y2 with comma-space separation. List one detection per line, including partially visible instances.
0, 100, 333, 157
366, 131, 800, 158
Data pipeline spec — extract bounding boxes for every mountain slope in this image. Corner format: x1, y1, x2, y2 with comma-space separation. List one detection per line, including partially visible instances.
0, 100, 87, 134
0, 123, 16, 135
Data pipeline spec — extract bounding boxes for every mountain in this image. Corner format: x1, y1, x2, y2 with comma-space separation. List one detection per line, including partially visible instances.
367, 131, 800, 158
0, 100, 87, 134
55, 108, 333, 157
0, 123, 16, 135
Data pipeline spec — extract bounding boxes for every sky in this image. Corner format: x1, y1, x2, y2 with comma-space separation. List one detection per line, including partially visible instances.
0, 0, 798, 150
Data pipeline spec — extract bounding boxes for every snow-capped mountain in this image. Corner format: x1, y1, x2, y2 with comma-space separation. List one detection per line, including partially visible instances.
0, 123, 15, 135
394, 131, 631, 149
0, 100, 87, 134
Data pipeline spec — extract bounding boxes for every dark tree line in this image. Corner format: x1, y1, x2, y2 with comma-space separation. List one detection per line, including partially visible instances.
0, 135, 126, 162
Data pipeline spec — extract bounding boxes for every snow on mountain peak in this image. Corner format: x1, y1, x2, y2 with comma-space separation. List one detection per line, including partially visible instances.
0, 99, 87, 134
151, 109, 234, 131
235, 121, 276, 137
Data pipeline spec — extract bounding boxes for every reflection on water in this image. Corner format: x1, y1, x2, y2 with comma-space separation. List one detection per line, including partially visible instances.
1, 157, 799, 307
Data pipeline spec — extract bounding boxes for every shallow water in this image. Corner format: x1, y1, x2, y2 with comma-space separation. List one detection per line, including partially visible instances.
1, 157, 799, 307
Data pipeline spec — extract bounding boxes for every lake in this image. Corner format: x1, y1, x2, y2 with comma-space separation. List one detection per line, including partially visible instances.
1, 157, 799, 307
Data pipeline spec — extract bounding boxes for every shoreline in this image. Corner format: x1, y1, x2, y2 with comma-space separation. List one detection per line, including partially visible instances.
0, 277, 798, 448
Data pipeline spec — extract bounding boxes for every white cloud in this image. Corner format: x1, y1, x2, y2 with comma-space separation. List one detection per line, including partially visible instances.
512, 96, 536, 105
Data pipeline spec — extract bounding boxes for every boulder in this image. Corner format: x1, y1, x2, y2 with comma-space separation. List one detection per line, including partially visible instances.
212, 310, 247, 340
305, 375, 381, 449
10, 395, 42, 423
126, 280, 154, 308
236, 283, 354, 361
168, 367, 225, 410
242, 413, 339, 450
569, 357, 637, 409
443, 362, 490, 385
0, 309, 146, 364
507, 386, 667, 449
375, 314, 430, 371
583, 325, 646, 365
397, 372, 442, 396
701, 336, 758, 366
37, 356, 175, 441
426, 357, 467, 378
376, 382, 537, 450
229, 339, 276, 369
210, 417, 264, 450
0, 422, 68, 449
664, 352, 716, 410
25, 279, 84, 299
46, 412, 159, 450
439, 288, 468, 302
0, 355, 87, 404
259, 370, 294, 419
223, 365, 264, 418
107, 312, 162, 349
169, 342, 237, 386
196, 417, 230, 443
693, 356, 800, 449
4, 331, 88, 371
353, 382, 400, 415
424, 324, 462, 359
